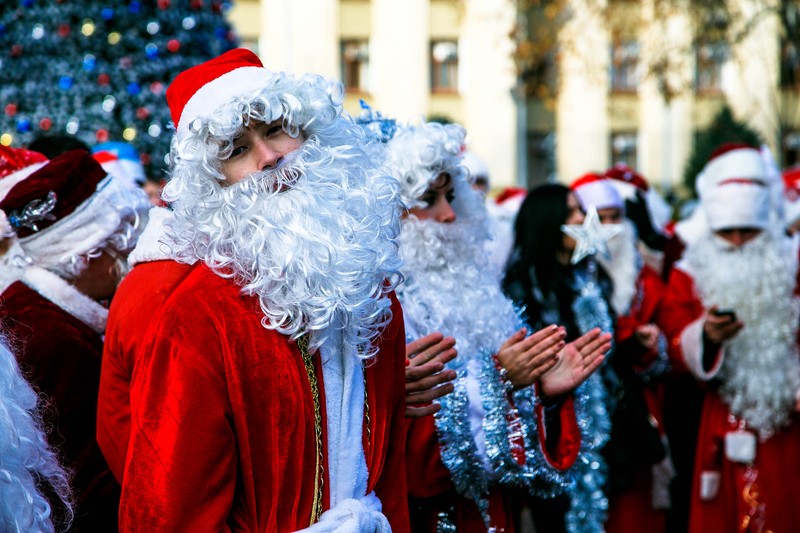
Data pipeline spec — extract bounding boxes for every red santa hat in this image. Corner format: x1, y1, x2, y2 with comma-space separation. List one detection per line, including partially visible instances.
604, 163, 673, 232
167, 48, 275, 141
570, 172, 623, 212
0, 146, 48, 202
0, 150, 149, 265
783, 167, 800, 226
700, 145, 770, 231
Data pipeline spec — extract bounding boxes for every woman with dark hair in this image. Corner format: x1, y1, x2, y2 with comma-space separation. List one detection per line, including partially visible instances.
503, 183, 616, 533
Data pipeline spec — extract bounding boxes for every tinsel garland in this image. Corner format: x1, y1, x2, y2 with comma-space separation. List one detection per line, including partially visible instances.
564, 260, 614, 533
434, 365, 492, 525
479, 350, 574, 498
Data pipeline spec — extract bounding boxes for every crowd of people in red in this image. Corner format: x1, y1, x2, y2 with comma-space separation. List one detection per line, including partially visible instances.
1, 48, 799, 533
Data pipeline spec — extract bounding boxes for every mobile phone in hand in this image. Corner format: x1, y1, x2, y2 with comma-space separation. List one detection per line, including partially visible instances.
712, 308, 737, 321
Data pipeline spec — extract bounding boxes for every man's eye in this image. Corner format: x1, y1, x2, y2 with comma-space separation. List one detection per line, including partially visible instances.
422, 195, 436, 207
446, 191, 456, 203
266, 125, 283, 137
230, 145, 246, 158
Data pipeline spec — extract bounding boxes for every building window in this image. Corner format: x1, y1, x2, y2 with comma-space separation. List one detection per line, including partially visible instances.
781, 40, 799, 90
526, 131, 556, 187
784, 131, 800, 167
610, 40, 639, 92
611, 131, 638, 170
695, 41, 728, 93
340, 39, 370, 93
431, 40, 459, 92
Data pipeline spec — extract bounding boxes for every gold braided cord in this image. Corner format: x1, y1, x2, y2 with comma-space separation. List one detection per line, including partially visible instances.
363, 371, 371, 445
297, 334, 324, 526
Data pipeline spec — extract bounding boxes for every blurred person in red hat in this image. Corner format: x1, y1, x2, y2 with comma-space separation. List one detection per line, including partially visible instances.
782, 166, 800, 235
571, 173, 673, 533
118, 48, 412, 532
660, 144, 800, 533
0, 148, 150, 531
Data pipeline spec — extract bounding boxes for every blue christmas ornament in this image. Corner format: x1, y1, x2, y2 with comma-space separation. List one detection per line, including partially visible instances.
214, 26, 227, 39
127, 82, 141, 95
58, 76, 74, 90
128, 1, 141, 14
145, 43, 159, 59
83, 54, 96, 71
16, 118, 31, 133
21, 0, 35, 8
0, 24, 6, 36
101, 8, 114, 21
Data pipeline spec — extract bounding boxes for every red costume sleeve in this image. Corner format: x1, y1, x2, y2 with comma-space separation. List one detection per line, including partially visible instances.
659, 267, 712, 374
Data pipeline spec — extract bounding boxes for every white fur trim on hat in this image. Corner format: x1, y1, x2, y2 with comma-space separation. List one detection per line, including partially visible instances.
127, 207, 186, 266
177, 66, 274, 140
697, 148, 765, 198
702, 181, 770, 231
0, 161, 47, 202
574, 179, 623, 212
20, 174, 150, 269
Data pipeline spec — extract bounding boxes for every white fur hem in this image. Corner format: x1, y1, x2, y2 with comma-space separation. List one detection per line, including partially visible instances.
20, 266, 107, 334
127, 207, 178, 266
680, 316, 723, 381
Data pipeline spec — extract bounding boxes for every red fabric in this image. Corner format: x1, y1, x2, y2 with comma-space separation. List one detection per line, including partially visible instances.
0, 145, 47, 178
604, 163, 649, 191
119, 264, 409, 532
660, 267, 707, 374
659, 266, 800, 533
606, 265, 668, 532
534, 393, 581, 471
0, 281, 119, 531
98, 259, 193, 483
0, 150, 106, 238
166, 48, 262, 129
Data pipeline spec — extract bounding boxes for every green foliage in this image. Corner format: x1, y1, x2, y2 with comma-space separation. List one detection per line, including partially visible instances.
682, 105, 763, 196
0, 0, 239, 179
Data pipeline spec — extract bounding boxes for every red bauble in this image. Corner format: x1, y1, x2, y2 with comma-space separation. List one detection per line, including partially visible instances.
11, 44, 22, 57
96, 129, 109, 143
167, 39, 180, 53
190, 0, 203, 9
39, 118, 52, 131
158, 0, 170, 8
140, 152, 152, 165
136, 107, 150, 120
149, 81, 164, 94
57, 23, 70, 37
98, 73, 111, 85
5, 104, 17, 117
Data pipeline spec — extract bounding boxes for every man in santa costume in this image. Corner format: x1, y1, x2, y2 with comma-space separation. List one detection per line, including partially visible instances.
387, 120, 611, 531
119, 49, 410, 531
660, 144, 800, 533
570, 173, 672, 533
0, 149, 150, 531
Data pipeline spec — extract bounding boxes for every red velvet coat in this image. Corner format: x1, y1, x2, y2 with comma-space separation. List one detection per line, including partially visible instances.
405, 394, 581, 532
119, 264, 410, 532
98, 259, 193, 483
661, 266, 800, 533
606, 264, 668, 533
0, 281, 119, 531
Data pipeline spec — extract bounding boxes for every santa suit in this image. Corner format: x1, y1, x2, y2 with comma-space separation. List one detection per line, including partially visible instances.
98, 208, 194, 483
605, 264, 670, 533
661, 263, 800, 533
0, 268, 119, 531
119, 264, 410, 532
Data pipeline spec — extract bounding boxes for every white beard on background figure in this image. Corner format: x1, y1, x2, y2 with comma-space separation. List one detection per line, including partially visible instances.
597, 220, 639, 317
398, 181, 521, 360
165, 137, 403, 359
684, 231, 800, 438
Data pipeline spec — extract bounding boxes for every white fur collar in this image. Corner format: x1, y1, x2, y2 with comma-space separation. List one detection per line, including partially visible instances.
127, 207, 181, 266
19, 266, 107, 334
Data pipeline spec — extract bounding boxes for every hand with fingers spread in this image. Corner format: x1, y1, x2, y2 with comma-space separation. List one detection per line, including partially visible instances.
494, 325, 566, 389
539, 327, 611, 399
405, 332, 458, 418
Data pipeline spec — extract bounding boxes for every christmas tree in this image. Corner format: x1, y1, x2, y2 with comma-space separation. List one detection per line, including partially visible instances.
0, 0, 239, 180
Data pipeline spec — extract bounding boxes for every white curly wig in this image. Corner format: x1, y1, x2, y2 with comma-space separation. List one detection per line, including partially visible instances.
162, 68, 403, 358
0, 336, 72, 532
384, 121, 468, 210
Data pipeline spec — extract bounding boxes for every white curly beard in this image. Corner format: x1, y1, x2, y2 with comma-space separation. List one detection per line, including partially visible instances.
684, 231, 800, 437
165, 137, 402, 359
397, 180, 521, 358
597, 220, 639, 317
